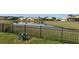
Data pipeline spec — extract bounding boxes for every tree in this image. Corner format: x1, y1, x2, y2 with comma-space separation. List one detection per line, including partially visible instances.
51, 17, 56, 21
56, 18, 61, 21
44, 16, 48, 19
8, 16, 19, 20
43, 16, 48, 21
68, 14, 74, 17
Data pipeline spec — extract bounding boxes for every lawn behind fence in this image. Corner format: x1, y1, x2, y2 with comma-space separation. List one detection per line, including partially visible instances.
45, 21, 79, 30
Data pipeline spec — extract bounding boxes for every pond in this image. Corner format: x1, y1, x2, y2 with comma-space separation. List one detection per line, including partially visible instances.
13, 22, 62, 30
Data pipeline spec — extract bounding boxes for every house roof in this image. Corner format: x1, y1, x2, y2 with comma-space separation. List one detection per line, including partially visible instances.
67, 16, 79, 18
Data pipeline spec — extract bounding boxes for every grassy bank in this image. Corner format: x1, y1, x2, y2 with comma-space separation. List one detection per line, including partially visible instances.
0, 20, 13, 24
45, 21, 79, 29
0, 32, 18, 44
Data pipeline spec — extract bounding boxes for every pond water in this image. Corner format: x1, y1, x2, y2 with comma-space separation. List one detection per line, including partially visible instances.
13, 22, 47, 26
13, 22, 62, 30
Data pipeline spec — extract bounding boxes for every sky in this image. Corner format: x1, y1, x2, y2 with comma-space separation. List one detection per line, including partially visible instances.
0, 14, 69, 19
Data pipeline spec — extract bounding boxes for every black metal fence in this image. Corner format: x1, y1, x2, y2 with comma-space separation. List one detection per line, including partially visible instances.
0, 23, 79, 44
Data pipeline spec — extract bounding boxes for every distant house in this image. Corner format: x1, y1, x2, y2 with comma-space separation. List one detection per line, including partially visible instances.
0, 16, 8, 20
17, 17, 25, 22
26, 17, 34, 22
66, 16, 79, 22
7, 16, 15, 20
61, 19, 65, 21
17, 17, 35, 23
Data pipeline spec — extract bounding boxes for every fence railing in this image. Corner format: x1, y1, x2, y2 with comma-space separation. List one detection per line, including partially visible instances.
0, 23, 79, 44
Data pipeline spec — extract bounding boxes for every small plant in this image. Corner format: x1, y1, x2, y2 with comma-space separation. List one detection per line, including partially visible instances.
18, 33, 32, 41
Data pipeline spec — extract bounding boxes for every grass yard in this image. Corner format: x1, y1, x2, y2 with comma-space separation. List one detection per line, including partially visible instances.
0, 20, 13, 24
0, 32, 63, 44
45, 21, 79, 29
16, 37, 64, 44
0, 32, 18, 44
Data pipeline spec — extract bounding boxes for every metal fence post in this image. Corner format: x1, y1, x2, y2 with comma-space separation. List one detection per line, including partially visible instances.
61, 27, 63, 41
2, 24, 4, 32
11, 24, 14, 33
76, 33, 78, 44
0, 24, 1, 32
24, 25, 26, 32
40, 26, 42, 38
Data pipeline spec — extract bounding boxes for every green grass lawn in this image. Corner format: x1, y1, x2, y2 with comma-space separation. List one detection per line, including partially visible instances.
0, 32, 18, 44
0, 32, 63, 44
45, 21, 79, 29
0, 20, 13, 24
